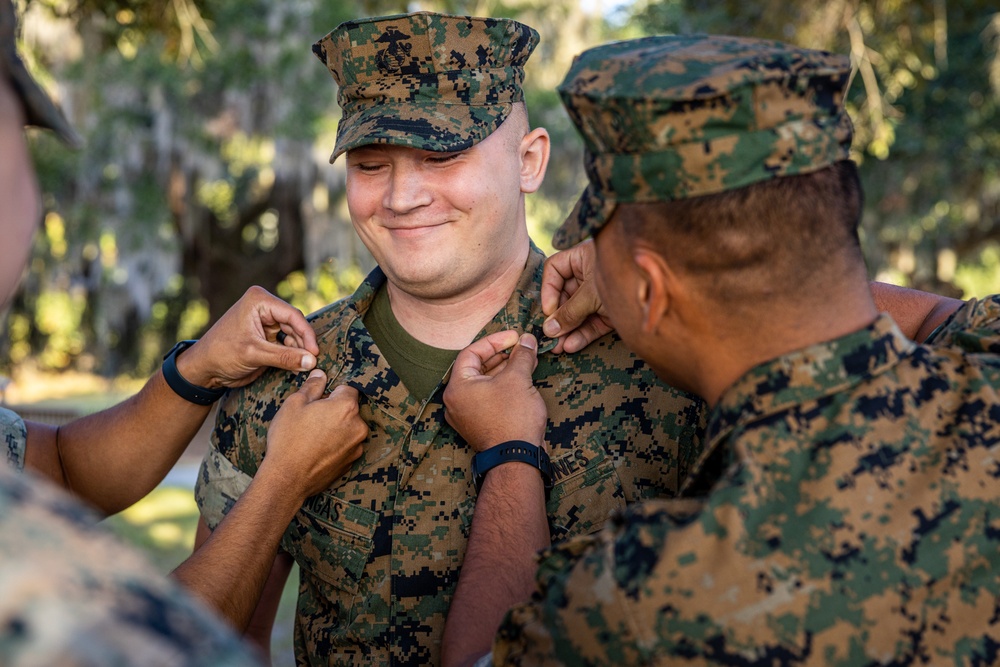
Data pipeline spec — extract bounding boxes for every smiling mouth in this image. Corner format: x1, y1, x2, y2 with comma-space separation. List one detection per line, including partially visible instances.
386, 223, 446, 238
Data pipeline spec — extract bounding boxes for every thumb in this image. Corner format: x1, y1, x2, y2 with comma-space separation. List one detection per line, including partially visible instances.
543, 281, 602, 339
453, 330, 520, 380
296, 369, 329, 402
256, 341, 317, 373
504, 333, 539, 378
327, 384, 360, 403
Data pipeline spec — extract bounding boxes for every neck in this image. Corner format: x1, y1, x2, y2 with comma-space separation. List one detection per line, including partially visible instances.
688, 278, 880, 408
386, 244, 530, 349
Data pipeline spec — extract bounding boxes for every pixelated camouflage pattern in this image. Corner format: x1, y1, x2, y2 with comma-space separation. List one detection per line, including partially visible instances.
924, 296, 1000, 354
553, 34, 853, 249
0, 463, 259, 666
312, 11, 538, 162
1, 407, 26, 470
0, 0, 81, 147
196, 247, 704, 666
493, 297, 1000, 666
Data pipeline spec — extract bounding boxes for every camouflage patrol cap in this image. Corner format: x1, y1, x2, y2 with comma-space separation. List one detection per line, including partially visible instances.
553, 34, 853, 249
0, 0, 81, 147
312, 11, 538, 162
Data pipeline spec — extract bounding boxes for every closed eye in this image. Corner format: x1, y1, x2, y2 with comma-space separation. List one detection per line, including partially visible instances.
426, 152, 462, 165
351, 162, 385, 173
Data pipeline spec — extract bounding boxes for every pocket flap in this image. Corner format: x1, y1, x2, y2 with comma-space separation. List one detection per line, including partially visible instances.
282, 494, 379, 593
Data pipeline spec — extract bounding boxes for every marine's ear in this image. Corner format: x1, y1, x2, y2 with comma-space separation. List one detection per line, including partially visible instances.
519, 127, 550, 194
632, 247, 675, 335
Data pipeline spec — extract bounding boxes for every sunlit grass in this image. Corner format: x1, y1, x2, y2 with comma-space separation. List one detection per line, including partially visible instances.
2, 366, 144, 406
119, 486, 198, 523
103, 487, 200, 572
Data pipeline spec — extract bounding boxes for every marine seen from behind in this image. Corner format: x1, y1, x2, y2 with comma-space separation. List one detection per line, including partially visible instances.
442, 34, 1000, 666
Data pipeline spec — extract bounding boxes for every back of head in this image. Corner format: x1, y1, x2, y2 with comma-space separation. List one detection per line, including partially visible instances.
312, 11, 538, 162
627, 161, 864, 308
552, 34, 862, 309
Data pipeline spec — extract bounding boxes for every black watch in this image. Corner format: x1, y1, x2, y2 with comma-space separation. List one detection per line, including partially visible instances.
162, 340, 226, 406
471, 440, 553, 494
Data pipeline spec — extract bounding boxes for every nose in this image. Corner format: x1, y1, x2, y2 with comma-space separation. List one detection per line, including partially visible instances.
383, 161, 433, 214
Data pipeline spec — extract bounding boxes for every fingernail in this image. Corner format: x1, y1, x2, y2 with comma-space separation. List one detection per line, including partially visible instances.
307, 369, 325, 380
301, 354, 316, 370
542, 318, 560, 337
519, 333, 537, 350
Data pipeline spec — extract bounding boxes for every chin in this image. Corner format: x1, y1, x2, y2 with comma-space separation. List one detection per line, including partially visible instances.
385, 267, 455, 297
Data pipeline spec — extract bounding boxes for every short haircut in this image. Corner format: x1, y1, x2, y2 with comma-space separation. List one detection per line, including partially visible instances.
620, 161, 865, 306
500, 102, 530, 152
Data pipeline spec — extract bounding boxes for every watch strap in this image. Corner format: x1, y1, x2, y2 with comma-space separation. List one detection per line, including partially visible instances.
471, 440, 553, 494
162, 340, 226, 406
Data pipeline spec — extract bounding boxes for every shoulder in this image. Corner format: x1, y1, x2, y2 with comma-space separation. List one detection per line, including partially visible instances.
540, 332, 650, 383
539, 332, 703, 416
924, 294, 1000, 353
225, 294, 360, 414
494, 499, 698, 666
0, 466, 259, 666
307, 292, 358, 338
0, 407, 26, 470
211, 293, 363, 470
305, 265, 383, 340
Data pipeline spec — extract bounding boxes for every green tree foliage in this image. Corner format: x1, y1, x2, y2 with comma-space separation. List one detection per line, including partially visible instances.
14, 0, 362, 373
11, 1, 995, 376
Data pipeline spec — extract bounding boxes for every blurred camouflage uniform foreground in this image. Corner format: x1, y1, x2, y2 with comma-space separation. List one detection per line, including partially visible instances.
0, 405, 259, 666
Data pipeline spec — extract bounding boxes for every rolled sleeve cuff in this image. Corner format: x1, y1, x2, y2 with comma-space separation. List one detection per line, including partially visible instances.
194, 446, 251, 529
924, 295, 1000, 353
1, 407, 27, 471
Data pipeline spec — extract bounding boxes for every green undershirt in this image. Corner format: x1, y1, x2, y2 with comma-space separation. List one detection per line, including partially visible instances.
363, 285, 460, 401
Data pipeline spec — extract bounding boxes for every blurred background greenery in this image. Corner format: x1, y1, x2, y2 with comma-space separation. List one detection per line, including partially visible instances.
6, 0, 999, 379
4, 0, 1000, 663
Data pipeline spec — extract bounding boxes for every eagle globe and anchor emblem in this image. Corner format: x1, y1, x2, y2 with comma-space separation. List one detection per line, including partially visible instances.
375, 27, 413, 74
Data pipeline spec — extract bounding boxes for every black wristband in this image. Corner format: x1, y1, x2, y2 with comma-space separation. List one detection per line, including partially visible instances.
162, 340, 226, 406
471, 440, 553, 494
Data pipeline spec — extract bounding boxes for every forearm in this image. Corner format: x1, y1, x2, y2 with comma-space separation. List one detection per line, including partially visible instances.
54, 370, 211, 515
442, 464, 550, 667
173, 466, 303, 632
869, 281, 964, 342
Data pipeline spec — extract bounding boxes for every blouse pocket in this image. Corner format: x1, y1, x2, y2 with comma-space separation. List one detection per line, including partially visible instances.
546, 433, 627, 541
282, 493, 379, 598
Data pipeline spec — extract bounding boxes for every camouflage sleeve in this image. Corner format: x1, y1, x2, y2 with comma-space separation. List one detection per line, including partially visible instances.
491, 530, 629, 667
924, 295, 1000, 353
493, 498, 706, 666
194, 392, 252, 530
195, 446, 251, 530
0, 407, 26, 471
